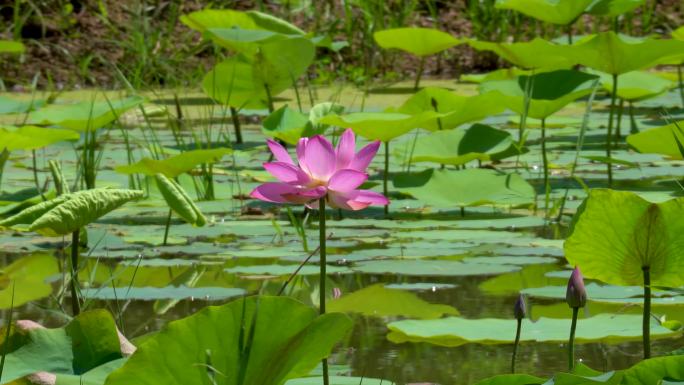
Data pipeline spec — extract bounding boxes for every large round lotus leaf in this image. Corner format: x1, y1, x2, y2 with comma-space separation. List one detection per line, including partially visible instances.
620, 355, 684, 385
327, 284, 459, 319
564, 189, 684, 287
467, 38, 574, 70
253, 36, 315, 89
479, 69, 599, 119
597, 70, 673, 101
0, 254, 59, 309
203, 57, 268, 108
0, 125, 79, 151
586, 0, 646, 17
570, 32, 684, 75
393, 168, 536, 207
1, 309, 123, 383
0, 40, 25, 54
0, 96, 44, 115
387, 313, 677, 347
104, 296, 352, 385
206, 27, 284, 56
27, 96, 145, 131
318, 111, 437, 142
394, 124, 518, 166
373, 27, 461, 57
82, 286, 245, 301
352, 259, 520, 277
261, 105, 316, 145
626, 121, 684, 160
181, 9, 303, 35
14, 189, 145, 236
494, 0, 593, 25
116, 148, 232, 178
397, 88, 506, 130
523, 282, 684, 304
224, 264, 350, 276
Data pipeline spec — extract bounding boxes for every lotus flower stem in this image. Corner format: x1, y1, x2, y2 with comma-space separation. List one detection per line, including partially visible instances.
162, 209, 172, 246
230, 107, 243, 144
629, 102, 638, 134
540, 118, 549, 218
614, 98, 625, 148
642, 266, 651, 359
678, 65, 684, 109
512, 293, 525, 373
31, 150, 46, 201
70, 230, 81, 316
511, 318, 522, 373
568, 306, 578, 371
318, 197, 330, 385
606, 74, 618, 187
414, 56, 425, 91
384, 141, 389, 217
264, 84, 275, 113
566, 24, 573, 45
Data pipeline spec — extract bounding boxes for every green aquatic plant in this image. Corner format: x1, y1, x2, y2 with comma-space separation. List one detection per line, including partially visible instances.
262, 103, 344, 145
104, 296, 352, 385
0, 40, 24, 54
565, 266, 587, 371
27, 96, 144, 189
467, 38, 574, 70
585, 0, 647, 18
564, 189, 684, 358
373, 27, 461, 89
495, 0, 592, 42
626, 120, 684, 159
0, 188, 144, 315
155, 173, 207, 246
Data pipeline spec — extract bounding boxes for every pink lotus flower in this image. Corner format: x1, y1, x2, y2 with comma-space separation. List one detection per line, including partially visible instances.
250, 129, 389, 210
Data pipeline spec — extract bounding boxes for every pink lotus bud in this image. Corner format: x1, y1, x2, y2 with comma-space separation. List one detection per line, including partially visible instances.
566, 266, 587, 308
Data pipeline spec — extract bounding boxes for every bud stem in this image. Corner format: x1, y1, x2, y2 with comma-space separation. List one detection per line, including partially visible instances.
568, 306, 579, 371
511, 318, 522, 373
319, 197, 329, 385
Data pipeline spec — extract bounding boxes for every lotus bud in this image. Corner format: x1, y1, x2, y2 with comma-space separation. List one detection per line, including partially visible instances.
566, 266, 587, 308
514, 293, 527, 320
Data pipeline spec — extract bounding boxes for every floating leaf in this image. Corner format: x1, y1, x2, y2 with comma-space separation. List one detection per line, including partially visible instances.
1, 309, 123, 383
28, 96, 145, 131
373, 27, 461, 56
155, 174, 206, 227
82, 286, 245, 301
394, 124, 519, 166
327, 284, 459, 319
116, 148, 231, 178
104, 296, 352, 385
0, 125, 80, 151
474, 374, 545, 385
318, 111, 437, 142
393, 169, 536, 207
387, 313, 678, 347
494, 0, 593, 25
0, 96, 44, 115
352, 260, 520, 277
480, 69, 599, 119
564, 189, 684, 287
627, 122, 684, 160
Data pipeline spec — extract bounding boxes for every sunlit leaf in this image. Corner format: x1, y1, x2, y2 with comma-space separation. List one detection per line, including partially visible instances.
318, 111, 437, 142
155, 173, 206, 227
0, 125, 80, 151
467, 38, 574, 70
28, 96, 145, 131
586, 0, 646, 17
0, 40, 25, 54
374, 27, 461, 56
627, 121, 684, 160
115, 148, 232, 178
596, 70, 673, 101
495, 0, 593, 25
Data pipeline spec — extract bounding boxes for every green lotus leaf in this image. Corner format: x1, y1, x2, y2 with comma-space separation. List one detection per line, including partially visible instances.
27, 96, 145, 131
0, 193, 74, 228
394, 124, 519, 166
673, 26, 684, 41
285, 377, 388, 385
564, 189, 684, 287
115, 148, 231, 178
393, 168, 535, 207
0, 40, 25, 54
0, 309, 123, 383
479, 69, 599, 119
397, 88, 506, 130
0, 96, 44, 115
620, 355, 684, 385
494, 0, 593, 25
352, 260, 521, 277
373, 27, 461, 57
104, 296, 352, 385
181, 9, 303, 36
55, 359, 127, 385
24, 189, 144, 236
203, 57, 268, 109
262, 105, 313, 145
387, 313, 677, 347
586, 0, 646, 17
0, 254, 59, 309
327, 284, 459, 319
571, 32, 684, 75
626, 121, 684, 160
461, 68, 531, 83
597, 70, 673, 101
252, 36, 315, 90
474, 374, 545, 385
154, 174, 206, 227
0, 125, 80, 151
467, 38, 574, 70
206, 27, 284, 56
318, 111, 437, 142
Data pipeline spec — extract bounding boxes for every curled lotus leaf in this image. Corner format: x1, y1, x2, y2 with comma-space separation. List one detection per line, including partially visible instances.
154, 174, 206, 227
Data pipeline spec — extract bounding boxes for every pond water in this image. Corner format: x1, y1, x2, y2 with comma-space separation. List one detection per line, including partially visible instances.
0, 80, 683, 384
